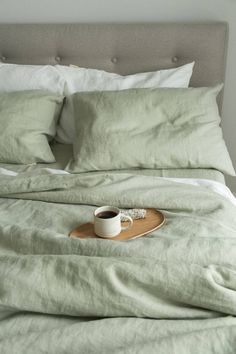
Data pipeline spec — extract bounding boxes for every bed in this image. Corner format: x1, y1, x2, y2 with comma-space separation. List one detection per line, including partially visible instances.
0, 23, 236, 354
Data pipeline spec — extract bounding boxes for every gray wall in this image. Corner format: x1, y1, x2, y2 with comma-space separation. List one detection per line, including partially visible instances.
0, 0, 236, 191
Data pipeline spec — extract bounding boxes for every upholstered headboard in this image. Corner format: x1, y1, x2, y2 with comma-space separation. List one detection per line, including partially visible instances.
0, 22, 228, 109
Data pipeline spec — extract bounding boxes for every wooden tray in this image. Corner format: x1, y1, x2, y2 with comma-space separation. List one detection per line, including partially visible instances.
69, 208, 165, 241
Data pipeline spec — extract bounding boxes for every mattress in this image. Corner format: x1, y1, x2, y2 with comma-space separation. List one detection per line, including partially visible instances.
0, 143, 225, 184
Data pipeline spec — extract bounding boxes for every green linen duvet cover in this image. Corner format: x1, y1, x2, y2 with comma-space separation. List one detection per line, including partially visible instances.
0, 170, 236, 353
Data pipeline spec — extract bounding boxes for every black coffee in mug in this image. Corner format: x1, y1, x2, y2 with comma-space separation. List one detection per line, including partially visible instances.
97, 211, 118, 219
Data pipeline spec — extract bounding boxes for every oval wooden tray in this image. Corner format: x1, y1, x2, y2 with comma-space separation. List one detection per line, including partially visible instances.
69, 208, 165, 241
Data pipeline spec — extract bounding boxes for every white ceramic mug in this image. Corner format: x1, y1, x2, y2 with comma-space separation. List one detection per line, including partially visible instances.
94, 206, 133, 238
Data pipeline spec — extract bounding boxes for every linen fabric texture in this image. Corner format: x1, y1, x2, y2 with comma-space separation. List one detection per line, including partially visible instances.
0, 63, 65, 94
66, 85, 235, 175
0, 90, 64, 164
55, 62, 194, 143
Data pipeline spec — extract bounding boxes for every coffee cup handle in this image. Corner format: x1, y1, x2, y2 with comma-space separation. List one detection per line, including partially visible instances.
120, 214, 133, 231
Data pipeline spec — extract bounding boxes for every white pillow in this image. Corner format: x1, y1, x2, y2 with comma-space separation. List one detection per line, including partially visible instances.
0, 63, 65, 94
55, 62, 195, 144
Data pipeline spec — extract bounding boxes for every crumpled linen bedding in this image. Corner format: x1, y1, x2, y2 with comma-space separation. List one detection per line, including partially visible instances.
0, 169, 236, 354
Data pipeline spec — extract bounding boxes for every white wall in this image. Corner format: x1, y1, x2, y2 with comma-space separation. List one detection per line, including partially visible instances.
0, 0, 236, 190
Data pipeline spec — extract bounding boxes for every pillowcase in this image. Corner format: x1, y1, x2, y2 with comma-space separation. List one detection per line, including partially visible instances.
0, 63, 65, 94
55, 62, 194, 144
66, 85, 235, 176
0, 91, 64, 164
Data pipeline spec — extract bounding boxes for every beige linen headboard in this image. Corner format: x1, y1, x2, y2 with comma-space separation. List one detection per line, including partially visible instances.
0, 22, 228, 109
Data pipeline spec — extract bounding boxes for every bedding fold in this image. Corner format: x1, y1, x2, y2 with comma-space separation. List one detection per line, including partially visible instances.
1, 316, 236, 354
0, 171, 236, 352
1, 254, 236, 319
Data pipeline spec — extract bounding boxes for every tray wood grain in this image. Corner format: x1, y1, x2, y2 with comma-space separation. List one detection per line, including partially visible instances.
69, 208, 165, 241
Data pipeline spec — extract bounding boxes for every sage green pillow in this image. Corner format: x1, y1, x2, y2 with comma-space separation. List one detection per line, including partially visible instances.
0, 91, 64, 164
66, 86, 235, 175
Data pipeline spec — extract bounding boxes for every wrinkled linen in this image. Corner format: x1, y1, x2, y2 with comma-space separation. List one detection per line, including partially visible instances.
0, 171, 236, 353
